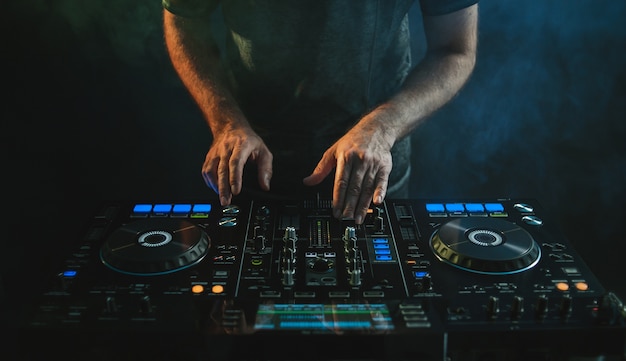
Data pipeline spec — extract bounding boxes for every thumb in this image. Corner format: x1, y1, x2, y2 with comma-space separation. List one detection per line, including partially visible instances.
303, 150, 335, 186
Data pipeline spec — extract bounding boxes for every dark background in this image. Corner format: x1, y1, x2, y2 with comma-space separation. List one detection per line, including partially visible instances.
3, 0, 626, 357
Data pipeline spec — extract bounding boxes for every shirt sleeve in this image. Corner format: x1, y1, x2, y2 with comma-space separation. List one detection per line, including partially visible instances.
419, 0, 478, 16
162, 0, 219, 18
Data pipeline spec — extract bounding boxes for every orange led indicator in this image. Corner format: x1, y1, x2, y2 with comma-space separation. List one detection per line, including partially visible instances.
555, 282, 569, 291
211, 284, 225, 294
191, 284, 204, 294
575, 282, 589, 291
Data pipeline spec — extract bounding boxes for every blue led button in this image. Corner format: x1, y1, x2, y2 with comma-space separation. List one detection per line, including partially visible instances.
485, 203, 507, 217
484, 203, 504, 212
152, 204, 172, 217
172, 204, 192, 217
131, 204, 152, 218
426, 203, 446, 217
191, 203, 212, 218
445, 203, 466, 217
465, 203, 487, 217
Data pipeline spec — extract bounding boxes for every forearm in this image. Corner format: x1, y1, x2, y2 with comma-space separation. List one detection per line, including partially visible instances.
356, 48, 476, 150
162, 10, 250, 135
355, 4, 478, 149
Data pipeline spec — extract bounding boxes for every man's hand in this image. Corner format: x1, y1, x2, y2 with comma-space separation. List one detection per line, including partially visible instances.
202, 127, 273, 206
303, 122, 393, 225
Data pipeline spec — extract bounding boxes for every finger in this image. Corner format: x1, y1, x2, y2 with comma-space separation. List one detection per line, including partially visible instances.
228, 147, 245, 196
217, 154, 232, 205
341, 161, 369, 221
332, 154, 351, 219
354, 169, 377, 224
256, 148, 273, 191
303, 149, 335, 186
373, 165, 391, 205
202, 154, 219, 194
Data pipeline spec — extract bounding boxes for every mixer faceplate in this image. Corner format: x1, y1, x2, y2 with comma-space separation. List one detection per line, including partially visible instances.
430, 217, 541, 274
100, 218, 210, 275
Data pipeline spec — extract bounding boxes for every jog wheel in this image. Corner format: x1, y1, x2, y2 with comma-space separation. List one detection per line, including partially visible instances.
100, 218, 210, 275
430, 218, 540, 274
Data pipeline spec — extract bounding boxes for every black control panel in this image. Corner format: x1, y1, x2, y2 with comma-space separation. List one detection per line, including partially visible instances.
20, 198, 626, 360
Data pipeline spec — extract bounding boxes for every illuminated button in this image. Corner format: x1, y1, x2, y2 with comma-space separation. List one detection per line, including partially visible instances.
172, 204, 192, 215
193, 203, 212, 213
375, 249, 391, 255
62, 270, 77, 278
211, 284, 225, 294
133, 204, 152, 213
484, 203, 504, 212
373, 238, 388, 244
556, 282, 569, 291
376, 255, 393, 261
445, 203, 464, 212
575, 282, 589, 291
251, 259, 263, 266
425, 203, 445, 213
465, 203, 485, 213
406, 260, 417, 265
373, 243, 389, 249
153, 204, 172, 212
191, 284, 204, 294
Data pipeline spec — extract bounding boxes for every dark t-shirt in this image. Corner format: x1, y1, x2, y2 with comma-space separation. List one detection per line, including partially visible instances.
163, 0, 478, 198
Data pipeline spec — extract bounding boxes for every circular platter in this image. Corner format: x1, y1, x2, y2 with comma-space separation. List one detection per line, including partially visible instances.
430, 217, 541, 274
100, 218, 210, 276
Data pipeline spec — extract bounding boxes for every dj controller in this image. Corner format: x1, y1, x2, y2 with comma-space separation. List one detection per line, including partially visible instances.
19, 197, 626, 360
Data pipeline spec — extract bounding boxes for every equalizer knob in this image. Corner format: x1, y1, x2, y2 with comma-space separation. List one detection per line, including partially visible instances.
348, 256, 361, 286
283, 226, 298, 251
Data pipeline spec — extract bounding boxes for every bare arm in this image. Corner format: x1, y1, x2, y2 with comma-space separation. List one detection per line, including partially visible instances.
304, 4, 478, 223
163, 10, 273, 205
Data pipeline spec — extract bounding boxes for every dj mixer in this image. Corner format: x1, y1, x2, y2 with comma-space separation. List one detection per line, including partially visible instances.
19, 197, 626, 360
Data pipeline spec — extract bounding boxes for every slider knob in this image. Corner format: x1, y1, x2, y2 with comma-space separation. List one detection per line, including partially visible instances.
487, 296, 499, 319
140, 295, 153, 314
283, 227, 297, 250
511, 296, 524, 319
282, 257, 295, 286
348, 258, 361, 286
254, 235, 266, 252
535, 294, 549, 319
343, 226, 356, 245
560, 294, 573, 318
105, 296, 118, 314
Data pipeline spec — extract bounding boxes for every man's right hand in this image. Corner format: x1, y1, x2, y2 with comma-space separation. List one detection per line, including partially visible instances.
202, 127, 273, 206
